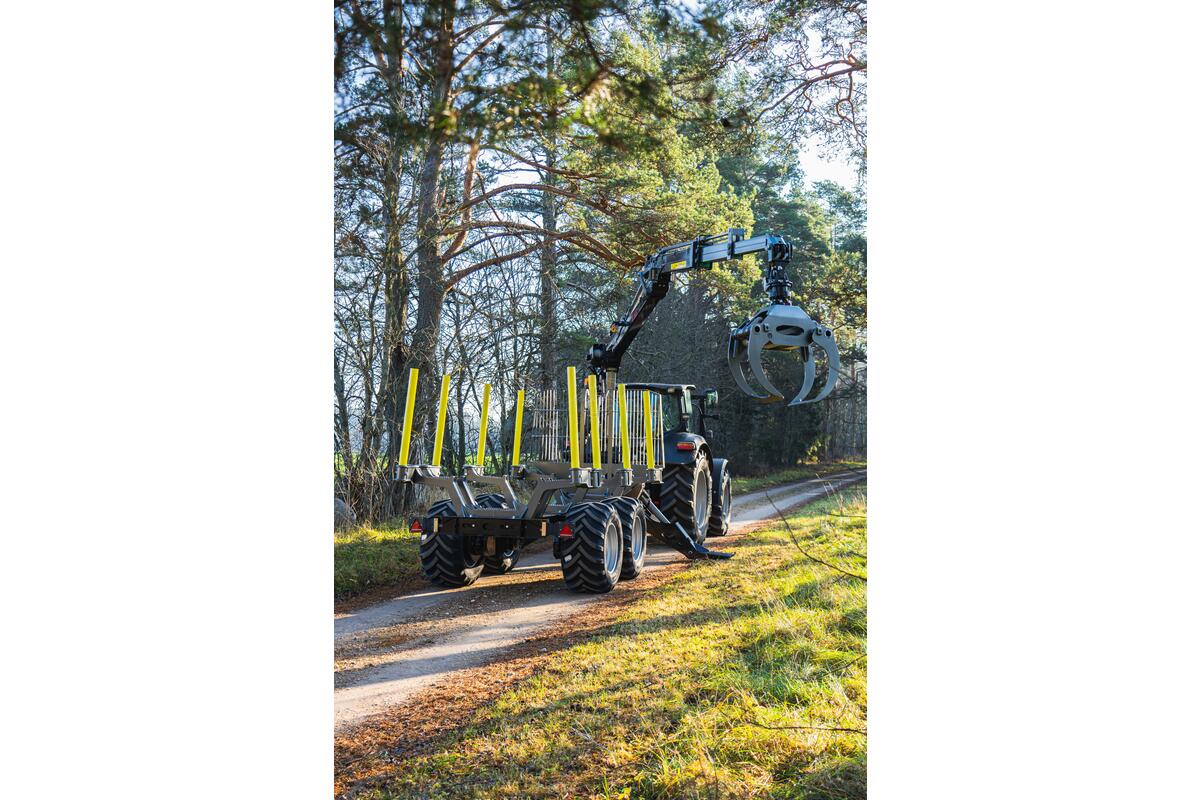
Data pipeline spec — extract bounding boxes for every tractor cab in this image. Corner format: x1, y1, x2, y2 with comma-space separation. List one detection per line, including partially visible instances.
622, 383, 720, 466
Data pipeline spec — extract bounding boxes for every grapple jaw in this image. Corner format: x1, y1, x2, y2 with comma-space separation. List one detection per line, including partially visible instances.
728, 303, 840, 406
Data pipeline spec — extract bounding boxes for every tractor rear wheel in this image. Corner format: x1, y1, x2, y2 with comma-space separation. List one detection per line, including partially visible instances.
418, 499, 485, 588
707, 459, 732, 537
660, 456, 712, 546
559, 501, 623, 594
475, 492, 520, 574
602, 496, 647, 581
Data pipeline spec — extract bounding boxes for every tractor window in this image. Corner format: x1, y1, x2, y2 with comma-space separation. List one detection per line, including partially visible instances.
660, 394, 685, 432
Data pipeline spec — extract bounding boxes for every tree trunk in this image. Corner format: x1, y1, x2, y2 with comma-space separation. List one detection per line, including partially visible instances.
361, 0, 412, 517
395, 0, 455, 511
334, 352, 355, 477
537, 25, 559, 389
454, 379, 466, 476
380, 159, 410, 515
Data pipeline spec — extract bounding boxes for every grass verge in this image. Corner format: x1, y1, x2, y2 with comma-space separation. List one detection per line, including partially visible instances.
334, 522, 422, 601
354, 484, 867, 800
731, 462, 866, 496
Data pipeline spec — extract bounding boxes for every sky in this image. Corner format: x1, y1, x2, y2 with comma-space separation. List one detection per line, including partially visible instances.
798, 150, 864, 191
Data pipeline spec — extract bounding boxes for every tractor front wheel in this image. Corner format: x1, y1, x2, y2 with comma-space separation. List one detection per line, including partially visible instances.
707, 459, 733, 537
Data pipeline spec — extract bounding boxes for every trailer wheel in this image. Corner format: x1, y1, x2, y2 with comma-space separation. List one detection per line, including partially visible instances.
707, 459, 732, 537
559, 501, 623, 593
475, 493, 520, 574
418, 499, 485, 588
660, 456, 712, 545
603, 496, 647, 581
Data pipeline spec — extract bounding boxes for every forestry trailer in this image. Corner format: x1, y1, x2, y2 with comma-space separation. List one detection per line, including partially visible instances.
401, 228, 839, 593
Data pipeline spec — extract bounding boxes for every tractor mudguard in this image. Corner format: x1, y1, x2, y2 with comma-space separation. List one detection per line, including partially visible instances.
662, 431, 706, 465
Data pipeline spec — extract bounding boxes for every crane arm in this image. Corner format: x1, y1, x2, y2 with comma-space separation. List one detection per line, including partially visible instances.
585, 228, 792, 375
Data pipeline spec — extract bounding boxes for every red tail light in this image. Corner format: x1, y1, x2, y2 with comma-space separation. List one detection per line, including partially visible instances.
676, 442, 696, 451
558, 522, 574, 538
410, 518, 422, 532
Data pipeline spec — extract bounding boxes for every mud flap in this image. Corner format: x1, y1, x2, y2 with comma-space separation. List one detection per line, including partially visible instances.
643, 500, 734, 560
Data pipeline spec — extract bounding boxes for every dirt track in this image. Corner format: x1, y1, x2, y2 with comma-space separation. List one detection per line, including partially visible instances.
334, 471, 866, 733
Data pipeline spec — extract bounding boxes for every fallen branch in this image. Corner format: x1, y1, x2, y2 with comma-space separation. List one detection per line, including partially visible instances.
762, 490, 867, 582
827, 653, 866, 676
720, 709, 866, 736
742, 719, 866, 736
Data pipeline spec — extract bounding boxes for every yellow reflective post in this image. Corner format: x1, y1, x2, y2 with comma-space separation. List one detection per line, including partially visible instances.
642, 390, 655, 469
511, 389, 525, 467
587, 375, 601, 469
398, 368, 419, 466
432, 374, 450, 467
618, 383, 631, 470
566, 367, 580, 469
476, 383, 491, 468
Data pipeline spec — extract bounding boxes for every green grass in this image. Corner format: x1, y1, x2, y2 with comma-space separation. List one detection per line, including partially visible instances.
334, 521, 423, 601
361, 485, 867, 799
732, 462, 866, 495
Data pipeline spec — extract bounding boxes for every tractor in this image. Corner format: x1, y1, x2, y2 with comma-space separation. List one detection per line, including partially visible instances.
401, 228, 839, 593
627, 383, 733, 546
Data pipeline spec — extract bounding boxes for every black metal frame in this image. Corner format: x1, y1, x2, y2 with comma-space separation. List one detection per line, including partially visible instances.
403, 458, 727, 560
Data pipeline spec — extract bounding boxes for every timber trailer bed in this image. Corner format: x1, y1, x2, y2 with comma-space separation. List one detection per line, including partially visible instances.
402, 371, 729, 593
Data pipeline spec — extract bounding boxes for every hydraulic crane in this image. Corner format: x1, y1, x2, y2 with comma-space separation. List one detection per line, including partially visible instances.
586, 228, 840, 406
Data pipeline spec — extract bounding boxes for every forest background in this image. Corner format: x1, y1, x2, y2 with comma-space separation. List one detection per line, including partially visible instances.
334, 0, 867, 518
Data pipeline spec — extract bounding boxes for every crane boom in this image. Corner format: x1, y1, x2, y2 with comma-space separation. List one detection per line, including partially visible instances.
586, 229, 790, 374
585, 227, 839, 407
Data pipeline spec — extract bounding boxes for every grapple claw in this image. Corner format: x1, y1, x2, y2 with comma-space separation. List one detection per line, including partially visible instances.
792, 346, 816, 404
748, 324, 787, 403
727, 332, 775, 401
727, 302, 840, 405
797, 326, 840, 405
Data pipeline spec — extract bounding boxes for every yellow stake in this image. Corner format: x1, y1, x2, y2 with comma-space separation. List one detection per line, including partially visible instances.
618, 383, 631, 470
643, 390, 655, 469
587, 375, 601, 469
476, 383, 491, 468
511, 389, 525, 467
432, 374, 450, 467
566, 367, 580, 470
398, 368, 419, 466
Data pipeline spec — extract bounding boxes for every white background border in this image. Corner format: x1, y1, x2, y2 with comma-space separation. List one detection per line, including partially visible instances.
3, 2, 1198, 796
